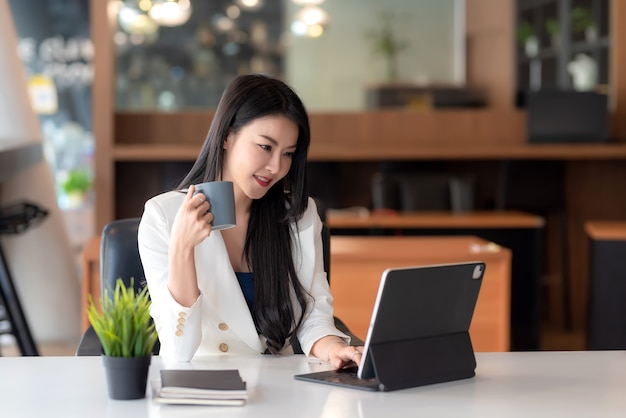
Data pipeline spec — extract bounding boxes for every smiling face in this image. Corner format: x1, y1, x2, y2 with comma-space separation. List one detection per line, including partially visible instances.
222, 114, 299, 203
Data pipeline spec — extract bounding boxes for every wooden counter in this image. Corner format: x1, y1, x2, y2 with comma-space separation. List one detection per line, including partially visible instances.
112, 109, 626, 162
327, 210, 545, 229
584, 221, 626, 241
329, 235, 511, 352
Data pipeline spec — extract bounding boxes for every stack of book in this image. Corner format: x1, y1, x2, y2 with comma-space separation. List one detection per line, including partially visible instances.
153, 369, 247, 406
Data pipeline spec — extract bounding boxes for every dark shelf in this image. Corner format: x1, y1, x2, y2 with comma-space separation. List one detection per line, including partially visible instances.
516, 0, 610, 103
570, 36, 610, 53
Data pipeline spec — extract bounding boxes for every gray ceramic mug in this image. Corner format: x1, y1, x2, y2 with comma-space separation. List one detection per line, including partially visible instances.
193, 181, 236, 230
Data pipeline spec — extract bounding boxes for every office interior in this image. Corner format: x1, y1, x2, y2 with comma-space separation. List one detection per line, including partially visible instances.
2, 0, 626, 356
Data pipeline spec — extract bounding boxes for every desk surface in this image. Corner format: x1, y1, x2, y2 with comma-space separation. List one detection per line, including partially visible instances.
1, 351, 624, 418
326, 210, 545, 229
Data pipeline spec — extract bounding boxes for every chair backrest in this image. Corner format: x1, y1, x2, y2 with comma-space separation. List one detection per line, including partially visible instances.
371, 172, 475, 212
100, 218, 160, 354
100, 218, 146, 300
76, 217, 151, 356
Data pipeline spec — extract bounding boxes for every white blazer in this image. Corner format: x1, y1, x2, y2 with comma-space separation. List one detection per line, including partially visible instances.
138, 192, 348, 362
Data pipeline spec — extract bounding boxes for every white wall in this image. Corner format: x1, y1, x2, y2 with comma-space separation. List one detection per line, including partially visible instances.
284, 0, 463, 111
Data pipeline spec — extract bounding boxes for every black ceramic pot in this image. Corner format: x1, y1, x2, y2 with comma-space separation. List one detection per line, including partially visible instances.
102, 355, 151, 400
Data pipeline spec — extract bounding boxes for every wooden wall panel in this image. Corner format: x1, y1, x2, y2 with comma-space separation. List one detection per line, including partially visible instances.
465, 0, 516, 110
611, 0, 626, 139
115, 110, 527, 150
91, 0, 116, 232
115, 111, 213, 144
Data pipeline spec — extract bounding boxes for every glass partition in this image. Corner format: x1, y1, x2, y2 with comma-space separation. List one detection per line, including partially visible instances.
113, 0, 465, 111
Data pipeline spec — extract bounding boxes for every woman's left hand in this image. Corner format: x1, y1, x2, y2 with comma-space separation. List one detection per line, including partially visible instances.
329, 344, 365, 370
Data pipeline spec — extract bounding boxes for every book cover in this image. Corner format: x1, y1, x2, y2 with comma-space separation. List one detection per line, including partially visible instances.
154, 369, 247, 405
154, 395, 246, 406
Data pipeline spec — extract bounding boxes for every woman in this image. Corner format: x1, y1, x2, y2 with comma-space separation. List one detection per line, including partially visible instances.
138, 74, 363, 368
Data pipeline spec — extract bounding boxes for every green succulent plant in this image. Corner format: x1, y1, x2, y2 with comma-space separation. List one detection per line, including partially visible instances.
87, 278, 158, 357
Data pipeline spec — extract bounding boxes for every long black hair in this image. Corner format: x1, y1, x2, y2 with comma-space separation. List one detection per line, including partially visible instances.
177, 74, 311, 354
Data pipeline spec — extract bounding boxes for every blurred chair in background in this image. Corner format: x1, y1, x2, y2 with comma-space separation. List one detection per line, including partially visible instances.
371, 172, 475, 213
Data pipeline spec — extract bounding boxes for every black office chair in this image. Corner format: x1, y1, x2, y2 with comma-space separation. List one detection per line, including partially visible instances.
76, 216, 362, 356
371, 172, 475, 212
76, 218, 159, 356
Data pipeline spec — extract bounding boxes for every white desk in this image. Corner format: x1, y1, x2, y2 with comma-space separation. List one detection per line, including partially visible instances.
1, 351, 624, 418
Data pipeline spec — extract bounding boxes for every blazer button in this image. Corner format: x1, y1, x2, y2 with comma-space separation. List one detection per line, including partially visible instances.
177, 317, 185, 324
219, 343, 228, 352
178, 312, 187, 318
218, 323, 228, 331
175, 330, 183, 336
176, 323, 184, 330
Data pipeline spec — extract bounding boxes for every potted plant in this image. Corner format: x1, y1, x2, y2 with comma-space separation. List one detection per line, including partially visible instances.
366, 12, 409, 83
517, 19, 538, 58
545, 18, 560, 48
62, 168, 93, 208
87, 278, 158, 400
570, 6, 596, 42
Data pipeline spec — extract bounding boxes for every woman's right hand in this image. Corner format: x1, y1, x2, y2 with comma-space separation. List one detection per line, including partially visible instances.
167, 185, 213, 306
170, 185, 214, 253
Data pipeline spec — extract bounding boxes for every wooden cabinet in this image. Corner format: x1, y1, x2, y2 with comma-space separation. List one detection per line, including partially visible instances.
584, 221, 626, 349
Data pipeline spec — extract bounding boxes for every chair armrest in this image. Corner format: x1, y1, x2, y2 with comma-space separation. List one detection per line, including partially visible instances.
334, 316, 364, 346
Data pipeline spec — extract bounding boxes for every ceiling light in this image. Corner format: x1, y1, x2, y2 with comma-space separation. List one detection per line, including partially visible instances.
291, 0, 325, 5
118, 4, 159, 35
237, 0, 263, 10
291, 6, 329, 37
149, 0, 192, 27
296, 6, 328, 26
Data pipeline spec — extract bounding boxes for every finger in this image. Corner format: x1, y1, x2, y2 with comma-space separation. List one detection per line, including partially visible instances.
349, 348, 362, 364
201, 210, 214, 225
194, 193, 205, 207
332, 347, 359, 369
186, 184, 195, 201
187, 185, 208, 210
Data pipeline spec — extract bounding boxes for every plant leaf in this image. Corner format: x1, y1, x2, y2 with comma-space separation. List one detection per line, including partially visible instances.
86, 277, 158, 358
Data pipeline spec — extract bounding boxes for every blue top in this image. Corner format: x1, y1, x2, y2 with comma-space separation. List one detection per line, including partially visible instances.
235, 272, 254, 313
